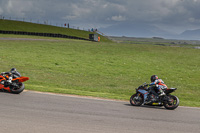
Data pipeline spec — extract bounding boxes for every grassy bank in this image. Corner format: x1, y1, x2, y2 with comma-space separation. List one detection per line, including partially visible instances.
0, 19, 111, 42
0, 35, 199, 107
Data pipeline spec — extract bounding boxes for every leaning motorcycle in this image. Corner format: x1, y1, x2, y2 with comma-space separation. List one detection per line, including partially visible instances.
0, 68, 29, 94
130, 83, 179, 110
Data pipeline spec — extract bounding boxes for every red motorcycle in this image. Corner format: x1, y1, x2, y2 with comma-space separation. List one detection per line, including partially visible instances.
0, 68, 29, 94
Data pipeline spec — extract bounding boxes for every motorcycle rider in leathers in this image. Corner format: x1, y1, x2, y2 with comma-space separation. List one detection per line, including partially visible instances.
0, 68, 19, 87
144, 75, 167, 104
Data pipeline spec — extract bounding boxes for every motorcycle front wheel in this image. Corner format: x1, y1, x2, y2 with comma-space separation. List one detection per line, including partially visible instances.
11, 82, 25, 94
130, 93, 144, 106
163, 95, 179, 110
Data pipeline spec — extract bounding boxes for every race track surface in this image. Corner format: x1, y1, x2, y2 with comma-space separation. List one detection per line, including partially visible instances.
0, 91, 199, 133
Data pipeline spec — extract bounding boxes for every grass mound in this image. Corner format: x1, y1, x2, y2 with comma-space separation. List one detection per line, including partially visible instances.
0, 19, 111, 42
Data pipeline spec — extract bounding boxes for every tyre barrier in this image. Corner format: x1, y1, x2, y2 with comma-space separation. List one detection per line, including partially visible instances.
0, 30, 89, 41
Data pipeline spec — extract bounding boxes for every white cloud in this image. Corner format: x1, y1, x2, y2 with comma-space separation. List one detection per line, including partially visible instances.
110, 15, 126, 21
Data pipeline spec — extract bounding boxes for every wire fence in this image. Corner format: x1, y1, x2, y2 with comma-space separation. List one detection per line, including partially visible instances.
0, 15, 92, 32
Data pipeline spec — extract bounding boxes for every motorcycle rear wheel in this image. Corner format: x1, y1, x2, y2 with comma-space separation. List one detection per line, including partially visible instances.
163, 95, 179, 110
130, 93, 144, 106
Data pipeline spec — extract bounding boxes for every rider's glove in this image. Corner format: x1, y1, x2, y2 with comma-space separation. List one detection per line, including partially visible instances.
0, 72, 5, 75
144, 84, 149, 87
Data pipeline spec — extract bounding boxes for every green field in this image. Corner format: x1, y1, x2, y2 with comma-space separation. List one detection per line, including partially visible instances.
0, 34, 199, 107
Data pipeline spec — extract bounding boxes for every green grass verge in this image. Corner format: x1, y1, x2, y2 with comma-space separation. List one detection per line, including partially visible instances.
0, 35, 199, 107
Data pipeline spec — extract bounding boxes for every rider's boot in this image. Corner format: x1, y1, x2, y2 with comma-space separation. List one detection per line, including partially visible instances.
144, 100, 151, 104
158, 89, 165, 96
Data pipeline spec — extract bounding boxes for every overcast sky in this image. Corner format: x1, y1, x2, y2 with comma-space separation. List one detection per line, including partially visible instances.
1, 0, 200, 38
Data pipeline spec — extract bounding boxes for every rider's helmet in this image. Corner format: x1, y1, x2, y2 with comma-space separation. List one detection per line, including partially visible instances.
10, 68, 17, 72
151, 75, 158, 82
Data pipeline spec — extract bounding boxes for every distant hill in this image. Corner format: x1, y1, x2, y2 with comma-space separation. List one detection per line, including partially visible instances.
99, 21, 200, 40
0, 19, 111, 42
180, 29, 200, 40
99, 22, 169, 37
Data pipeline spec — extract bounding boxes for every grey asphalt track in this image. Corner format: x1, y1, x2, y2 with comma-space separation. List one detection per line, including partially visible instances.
0, 91, 199, 133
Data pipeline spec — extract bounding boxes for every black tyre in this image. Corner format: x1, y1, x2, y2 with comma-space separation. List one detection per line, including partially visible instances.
163, 95, 179, 110
130, 93, 144, 106
11, 82, 25, 94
